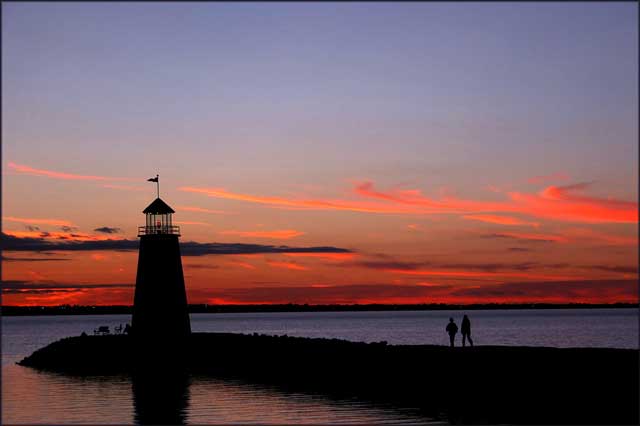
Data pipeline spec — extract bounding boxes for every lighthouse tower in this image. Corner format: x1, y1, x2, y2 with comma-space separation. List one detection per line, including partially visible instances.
132, 196, 191, 340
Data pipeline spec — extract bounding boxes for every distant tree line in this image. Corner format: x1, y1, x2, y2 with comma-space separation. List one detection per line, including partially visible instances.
1, 302, 637, 316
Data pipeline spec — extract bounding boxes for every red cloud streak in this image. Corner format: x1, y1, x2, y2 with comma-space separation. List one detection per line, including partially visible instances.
179, 181, 637, 224
4, 280, 636, 306
9, 162, 134, 182
387, 269, 577, 281
266, 261, 309, 271
192, 280, 637, 305
3, 216, 74, 227
463, 214, 539, 227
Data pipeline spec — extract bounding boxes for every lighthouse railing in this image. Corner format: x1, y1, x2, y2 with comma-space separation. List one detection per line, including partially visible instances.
138, 225, 181, 236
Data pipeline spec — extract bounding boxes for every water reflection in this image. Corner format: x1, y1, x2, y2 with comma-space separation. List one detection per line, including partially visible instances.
130, 372, 435, 425
4, 362, 437, 424
187, 375, 436, 424
2, 365, 133, 424
132, 371, 190, 425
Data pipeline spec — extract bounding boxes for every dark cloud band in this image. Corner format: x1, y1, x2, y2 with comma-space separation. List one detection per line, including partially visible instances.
1, 232, 352, 256
94, 227, 121, 234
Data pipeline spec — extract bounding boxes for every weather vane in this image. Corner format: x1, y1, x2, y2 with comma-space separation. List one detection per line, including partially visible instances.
147, 174, 159, 198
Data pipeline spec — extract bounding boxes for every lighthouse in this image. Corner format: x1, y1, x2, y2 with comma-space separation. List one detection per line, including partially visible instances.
132, 189, 191, 340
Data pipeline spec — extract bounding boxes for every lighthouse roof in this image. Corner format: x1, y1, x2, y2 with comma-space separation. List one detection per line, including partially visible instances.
143, 197, 175, 214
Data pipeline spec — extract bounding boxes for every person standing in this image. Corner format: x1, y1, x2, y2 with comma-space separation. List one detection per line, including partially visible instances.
461, 314, 473, 347
445, 317, 458, 347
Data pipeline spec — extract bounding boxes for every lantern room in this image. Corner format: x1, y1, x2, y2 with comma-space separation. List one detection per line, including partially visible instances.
138, 198, 180, 236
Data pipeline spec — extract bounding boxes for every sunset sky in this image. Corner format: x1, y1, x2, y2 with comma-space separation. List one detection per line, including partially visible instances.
3, 3, 638, 306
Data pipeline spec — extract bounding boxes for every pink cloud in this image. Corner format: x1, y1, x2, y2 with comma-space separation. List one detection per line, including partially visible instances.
227, 260, 256, 270
179, 180, 637, 224
562, 227, 638, 246
463, 214, 539, 227
3, 216, 74, 227
266, 261, 309, 271
508, 182, 637, 224
483, 231, 568, 243
8, 162, 134, 182
179, 186, 416, 214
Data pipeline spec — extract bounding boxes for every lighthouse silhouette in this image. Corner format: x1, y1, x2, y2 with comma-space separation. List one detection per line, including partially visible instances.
132, 178, 191, 340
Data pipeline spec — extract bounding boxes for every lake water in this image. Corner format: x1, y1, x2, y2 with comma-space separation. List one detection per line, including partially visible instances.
3, 309, 638, 424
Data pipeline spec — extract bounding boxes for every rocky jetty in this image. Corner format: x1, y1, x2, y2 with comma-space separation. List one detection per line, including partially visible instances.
18, 332, 639, 424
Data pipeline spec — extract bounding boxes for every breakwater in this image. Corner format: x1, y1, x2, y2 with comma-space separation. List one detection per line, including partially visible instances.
18, 332, 639, 424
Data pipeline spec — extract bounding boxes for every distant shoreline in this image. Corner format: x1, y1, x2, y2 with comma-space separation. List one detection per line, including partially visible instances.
2, 302, 637, 316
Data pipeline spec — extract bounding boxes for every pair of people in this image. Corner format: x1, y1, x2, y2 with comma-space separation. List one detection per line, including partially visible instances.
446, 315, 473, 347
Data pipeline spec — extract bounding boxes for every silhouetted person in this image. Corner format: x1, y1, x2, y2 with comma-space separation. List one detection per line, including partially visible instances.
124, 323, 131, 335
446, 318, 458, 347
461, 314, 473, 347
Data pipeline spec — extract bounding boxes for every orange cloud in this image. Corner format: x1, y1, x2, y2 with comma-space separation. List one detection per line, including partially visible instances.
358, 181, 638, 224
179, 186, 414, 214
174, 221, 211, 226
508, 183, 637, 224
227, 260, 256, 270
3, 216, 74, 227
266, 261, 309, 271
5, 287, 134, 306
8, 162, 134, 182
416, 281, 442, 287
463, 214, 539, 227
176, 206, 228, 215
220, 229, 305, 239
180, 181, 637, 224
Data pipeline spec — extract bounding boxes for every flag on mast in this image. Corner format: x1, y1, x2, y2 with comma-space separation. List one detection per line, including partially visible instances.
148, 174, 159, 198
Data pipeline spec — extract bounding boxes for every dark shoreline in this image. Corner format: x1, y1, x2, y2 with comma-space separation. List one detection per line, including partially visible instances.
3, 302, 637, 316
18, 332, 640, 424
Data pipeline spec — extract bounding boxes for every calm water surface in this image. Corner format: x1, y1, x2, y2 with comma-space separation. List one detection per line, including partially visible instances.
3, 309, 638, 424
